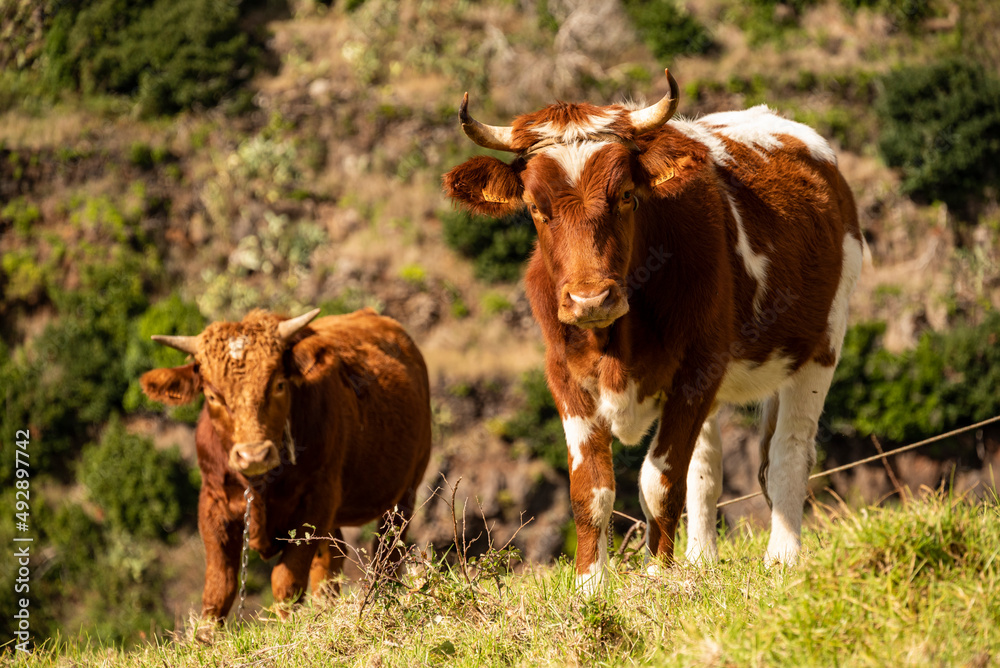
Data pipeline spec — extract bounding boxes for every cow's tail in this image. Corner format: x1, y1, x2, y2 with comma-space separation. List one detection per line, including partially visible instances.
757, 393, 780, 509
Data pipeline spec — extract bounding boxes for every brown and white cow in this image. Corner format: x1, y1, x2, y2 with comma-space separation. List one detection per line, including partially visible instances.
444, 69, 863, 591
141, 308, 432, 621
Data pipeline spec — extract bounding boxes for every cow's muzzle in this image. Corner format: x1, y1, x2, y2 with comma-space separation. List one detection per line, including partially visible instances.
558, 281, 629, 328
229, 440, 281, 476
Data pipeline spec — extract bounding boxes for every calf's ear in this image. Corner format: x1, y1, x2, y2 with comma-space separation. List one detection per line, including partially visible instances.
443, 155, 524, 217
636, 132, 710, 200
288, 336, 336, 383
141, 364, 202, 405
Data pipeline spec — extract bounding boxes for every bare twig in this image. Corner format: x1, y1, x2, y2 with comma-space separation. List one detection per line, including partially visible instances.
872, 434, 906, 502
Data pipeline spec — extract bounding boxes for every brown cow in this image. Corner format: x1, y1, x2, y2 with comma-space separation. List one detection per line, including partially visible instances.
444, 69, 863, 592
140, 308, 432, 621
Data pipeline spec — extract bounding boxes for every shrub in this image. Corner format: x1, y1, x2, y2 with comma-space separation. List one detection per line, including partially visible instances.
826, 313, 1000, 443
839, 0, 934, 30
79, 416, 196, 539
622, 0, 714, 59
441, 207, 535, 283
42, 0, 262, 115
876, 59, 1000, 214
0, 253, 156, 484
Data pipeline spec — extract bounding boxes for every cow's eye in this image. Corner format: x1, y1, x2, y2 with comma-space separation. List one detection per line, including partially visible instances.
275, 379, 287, 394
529, 203, 539, 214
621, 190, 633, 203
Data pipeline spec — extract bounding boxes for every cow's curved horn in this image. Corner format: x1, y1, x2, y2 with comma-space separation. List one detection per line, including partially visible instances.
628, 68, 680, 134
278, 308, 321, 342
151, 334, 199, 355
460, 92, 515, 152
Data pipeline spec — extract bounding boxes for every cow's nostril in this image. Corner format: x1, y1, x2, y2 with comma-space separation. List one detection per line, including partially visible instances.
569, 290, 610, 307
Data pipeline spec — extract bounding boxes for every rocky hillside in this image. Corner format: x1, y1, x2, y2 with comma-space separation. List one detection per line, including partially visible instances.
2, 0, 999, 646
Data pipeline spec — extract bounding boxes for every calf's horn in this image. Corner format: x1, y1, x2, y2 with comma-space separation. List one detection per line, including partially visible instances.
151, 334, 199, 355
278, 308, 321, 342
628, 68, 680, 134
460, 92, 515, 152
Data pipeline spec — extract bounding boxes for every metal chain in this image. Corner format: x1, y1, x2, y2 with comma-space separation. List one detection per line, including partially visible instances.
235, 486, 253, 622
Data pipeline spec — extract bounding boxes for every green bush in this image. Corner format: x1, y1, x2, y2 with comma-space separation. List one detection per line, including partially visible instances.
441, 207, 535, 283
826, 313, 1000, 443
123, 293, 206, 421
726, 0, 819, 45
622, 0, 714, 59
79, 417, 196, 539
876, 59, 1000, 214
0, 254, 156, 484
42, 0, 262, 115
839, 0, 934, 30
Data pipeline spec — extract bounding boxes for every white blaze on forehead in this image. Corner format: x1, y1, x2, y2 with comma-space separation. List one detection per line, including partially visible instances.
531, 110, 615, 143
543, 141, 610, 185
726, 193, 770, 314
228, 336, 249, 360
563, 416, 594, 472
700, 105, 837, 165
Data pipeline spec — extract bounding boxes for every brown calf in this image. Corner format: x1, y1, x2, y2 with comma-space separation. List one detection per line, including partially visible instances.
444, 69, 863, 591
141, 308, 432, 620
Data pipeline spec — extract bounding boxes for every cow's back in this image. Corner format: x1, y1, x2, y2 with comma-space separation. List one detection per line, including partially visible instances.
301, 309, 431, 525
672, 109, 861, 375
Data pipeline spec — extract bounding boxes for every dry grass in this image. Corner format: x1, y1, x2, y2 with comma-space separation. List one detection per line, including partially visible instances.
14, 490, 999, 667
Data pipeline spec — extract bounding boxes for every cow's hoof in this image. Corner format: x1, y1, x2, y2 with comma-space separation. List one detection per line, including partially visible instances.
575, 566, 606, 596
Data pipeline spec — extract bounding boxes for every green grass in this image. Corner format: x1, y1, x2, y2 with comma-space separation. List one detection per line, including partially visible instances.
13, 491, 999, 666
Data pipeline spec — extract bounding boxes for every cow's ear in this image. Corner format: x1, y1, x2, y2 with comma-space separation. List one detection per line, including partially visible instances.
443, 155, 524, 217
636, 132, 710, 200
288, 336, 335, 383
141, 364, 202, 406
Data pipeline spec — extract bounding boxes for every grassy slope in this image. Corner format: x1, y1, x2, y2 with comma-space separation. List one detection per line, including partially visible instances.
18, 492, 1000, 666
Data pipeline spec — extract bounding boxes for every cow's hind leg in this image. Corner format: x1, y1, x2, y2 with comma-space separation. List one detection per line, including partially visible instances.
271, 541, 320, 618
763, 361, 835, 566
309, 528, 346, 596
685, 414, 723, 563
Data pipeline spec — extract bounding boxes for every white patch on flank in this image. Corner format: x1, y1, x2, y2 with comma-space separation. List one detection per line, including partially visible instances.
671, 118, 734, 167
715, 352, 794, 405
596, 381, 662, 446
700, 105, 837, 165
228, 336, 248, 360
531, 110, 614, 143
562, 416, 594, 472
543, 141, 610, 185
726, 193, 770, 314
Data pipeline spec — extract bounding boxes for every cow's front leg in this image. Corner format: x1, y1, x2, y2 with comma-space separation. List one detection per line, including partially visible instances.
565, 415, 615, 595
685, 414, 723, 563
640, 379, 719, 567
198, 498, 243, 624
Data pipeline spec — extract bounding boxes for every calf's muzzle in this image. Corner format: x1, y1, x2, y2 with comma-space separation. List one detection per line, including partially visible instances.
229, 440, 281, 476
558, 282, 629, 328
